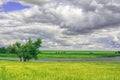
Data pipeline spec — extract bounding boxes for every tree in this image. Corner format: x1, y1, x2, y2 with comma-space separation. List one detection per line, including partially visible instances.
116, 51, 120, 54
0, 47, 6, 53
6, 38, 42, 62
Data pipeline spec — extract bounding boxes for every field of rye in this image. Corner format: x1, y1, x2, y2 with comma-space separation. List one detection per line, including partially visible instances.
0, 60, 120, 80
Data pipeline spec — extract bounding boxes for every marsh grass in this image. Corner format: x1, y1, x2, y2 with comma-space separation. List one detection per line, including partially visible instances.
0, 60, 120, 80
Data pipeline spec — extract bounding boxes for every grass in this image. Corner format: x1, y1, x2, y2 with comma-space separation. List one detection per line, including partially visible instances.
38, 51, 118, 58
0, 54, 17, 58
0, 51, 119, 58
0, 60, 120, 80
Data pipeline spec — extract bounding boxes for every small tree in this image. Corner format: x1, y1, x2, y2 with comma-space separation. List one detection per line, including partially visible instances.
6, 38, 42, 62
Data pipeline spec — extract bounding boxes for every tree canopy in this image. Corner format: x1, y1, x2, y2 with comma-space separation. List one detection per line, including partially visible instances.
6, 38, 42, 62
0, 47, 6, 53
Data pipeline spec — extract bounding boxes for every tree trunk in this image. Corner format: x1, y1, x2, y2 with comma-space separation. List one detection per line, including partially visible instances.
23, 58, 27, 62
21, 57, 24, 62
19, 57, 22, 62
19, 57, 29, 62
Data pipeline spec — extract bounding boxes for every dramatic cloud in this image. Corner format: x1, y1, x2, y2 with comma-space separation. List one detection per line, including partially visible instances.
0, 0, 120, 50
17, 0, 120, 35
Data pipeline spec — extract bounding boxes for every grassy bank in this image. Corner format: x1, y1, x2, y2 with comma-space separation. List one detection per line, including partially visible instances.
0, 60, 120, 80
0, 51, 119, 58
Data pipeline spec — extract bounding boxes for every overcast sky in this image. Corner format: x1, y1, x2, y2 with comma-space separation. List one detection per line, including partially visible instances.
0, 0, 120, 50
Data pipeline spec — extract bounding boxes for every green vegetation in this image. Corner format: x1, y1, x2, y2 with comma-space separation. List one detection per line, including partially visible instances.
0, 60, 119, 80
0, 47, 6, 53
39, 50, 119, 58
0, 54, 17, 58
0, 50, 120, 58
6, 38, 42, 62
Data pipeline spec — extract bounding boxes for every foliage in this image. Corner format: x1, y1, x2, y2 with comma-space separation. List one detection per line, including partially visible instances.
116, 51, 120, 54
6, 38, 42, 62
0, 47, 6, 53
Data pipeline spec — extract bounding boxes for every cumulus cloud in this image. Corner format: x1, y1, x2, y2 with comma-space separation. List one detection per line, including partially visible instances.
56, 0, 120, 35
17, 0, 120, 35
0, 0, 5, 4
18, 0, 53, 6
0, 0, 120, 50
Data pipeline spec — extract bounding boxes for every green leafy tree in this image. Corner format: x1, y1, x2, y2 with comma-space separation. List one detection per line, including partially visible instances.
6, 38, 42, 62
0, 47, 6, 53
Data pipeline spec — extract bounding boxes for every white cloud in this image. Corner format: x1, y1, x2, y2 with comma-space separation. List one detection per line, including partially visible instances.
0, 0, 120, 50
19, 0, 53, 6
19, 0, 120, 35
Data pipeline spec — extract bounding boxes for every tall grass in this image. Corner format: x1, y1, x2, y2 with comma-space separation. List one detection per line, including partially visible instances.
0, 60, 120, 80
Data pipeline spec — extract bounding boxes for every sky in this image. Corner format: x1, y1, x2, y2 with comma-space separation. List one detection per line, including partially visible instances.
0, 0, 120, 50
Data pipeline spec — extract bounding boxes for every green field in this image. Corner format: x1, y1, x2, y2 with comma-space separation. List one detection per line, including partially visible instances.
39, 50, 119, 58
0, 51, 119, 58
0, 60, 119, 80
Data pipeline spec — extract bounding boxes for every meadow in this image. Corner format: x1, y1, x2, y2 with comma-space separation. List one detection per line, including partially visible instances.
0, 50, 119, 58
0, 60, 119, 80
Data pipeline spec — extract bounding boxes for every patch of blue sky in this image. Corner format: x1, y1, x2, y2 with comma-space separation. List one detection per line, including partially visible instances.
1, 1, 30, 12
